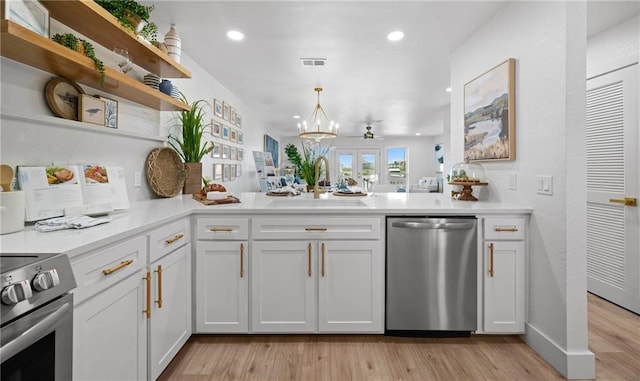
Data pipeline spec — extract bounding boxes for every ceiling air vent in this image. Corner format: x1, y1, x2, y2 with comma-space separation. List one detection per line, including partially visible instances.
300, 58, 326, 67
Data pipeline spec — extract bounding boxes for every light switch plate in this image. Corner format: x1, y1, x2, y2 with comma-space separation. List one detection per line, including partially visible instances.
509, 174, 517, 190
134, 171, 142, 187
536, 175, 553, 195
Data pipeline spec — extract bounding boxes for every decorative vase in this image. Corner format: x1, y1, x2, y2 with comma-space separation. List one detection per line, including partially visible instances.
163, 24, 181, 63
183, 162, 202, 194
159, 79, 173, 96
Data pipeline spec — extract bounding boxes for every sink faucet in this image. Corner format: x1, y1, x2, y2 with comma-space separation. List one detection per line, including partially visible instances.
313, 156, 330, 199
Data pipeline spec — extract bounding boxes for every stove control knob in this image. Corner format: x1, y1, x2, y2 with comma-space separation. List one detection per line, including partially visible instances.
1, 280, 33, 305
32, 269, 60, 291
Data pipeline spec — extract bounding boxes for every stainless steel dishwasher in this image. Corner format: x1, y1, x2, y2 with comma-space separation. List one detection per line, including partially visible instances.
386, 217, 477, 336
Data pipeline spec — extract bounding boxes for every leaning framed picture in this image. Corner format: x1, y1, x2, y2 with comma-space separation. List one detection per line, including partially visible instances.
98, 96, 118, 128
79, 94, 105, 126
264, 134, 279, 167
2, 0, 50, 37
463, 58, 515, 162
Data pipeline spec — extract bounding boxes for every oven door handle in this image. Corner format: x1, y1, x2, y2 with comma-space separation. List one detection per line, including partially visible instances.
0, 302, 71, 361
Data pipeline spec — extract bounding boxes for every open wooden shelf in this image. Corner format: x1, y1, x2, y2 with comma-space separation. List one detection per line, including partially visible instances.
40, 0, 191, 79
1, 20, 189, 111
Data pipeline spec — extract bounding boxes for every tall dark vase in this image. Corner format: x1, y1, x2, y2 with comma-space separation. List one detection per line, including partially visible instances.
183, 162, 202, 194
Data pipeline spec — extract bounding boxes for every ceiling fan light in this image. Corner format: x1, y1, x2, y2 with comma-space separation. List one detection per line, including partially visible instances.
364, 126, 374, 139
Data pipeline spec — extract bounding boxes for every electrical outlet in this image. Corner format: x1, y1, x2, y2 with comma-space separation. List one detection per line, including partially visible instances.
509, 174, 517, 190
134, 171, 142, 187
536, 175, 553, 195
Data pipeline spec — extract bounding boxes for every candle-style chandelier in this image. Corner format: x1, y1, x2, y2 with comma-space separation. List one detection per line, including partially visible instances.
297, 87, 339, 140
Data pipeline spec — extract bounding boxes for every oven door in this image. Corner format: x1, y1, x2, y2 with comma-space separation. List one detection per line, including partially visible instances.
1, 293, 73, 381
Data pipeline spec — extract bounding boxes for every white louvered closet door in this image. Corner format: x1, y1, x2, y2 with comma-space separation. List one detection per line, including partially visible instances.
586, 63, 639, 314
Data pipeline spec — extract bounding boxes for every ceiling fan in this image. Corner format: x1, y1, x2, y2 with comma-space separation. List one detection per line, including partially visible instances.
343, 120, 385, 140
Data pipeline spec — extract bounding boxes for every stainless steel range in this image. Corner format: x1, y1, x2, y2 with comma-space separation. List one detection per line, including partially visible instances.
1, 253, 76, 381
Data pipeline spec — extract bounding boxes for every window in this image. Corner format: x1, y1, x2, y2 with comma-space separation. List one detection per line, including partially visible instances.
386, 147, 407, 184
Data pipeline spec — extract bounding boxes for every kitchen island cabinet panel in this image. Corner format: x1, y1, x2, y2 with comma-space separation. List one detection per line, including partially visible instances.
196, 241, 248, 333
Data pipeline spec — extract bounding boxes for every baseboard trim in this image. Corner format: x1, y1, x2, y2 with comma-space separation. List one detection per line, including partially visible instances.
525, 323, 595, 379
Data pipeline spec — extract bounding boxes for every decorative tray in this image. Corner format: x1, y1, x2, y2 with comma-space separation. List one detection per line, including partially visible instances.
332, 191, 367, 197
193, 193, 241, 205
266, 191, 300, 197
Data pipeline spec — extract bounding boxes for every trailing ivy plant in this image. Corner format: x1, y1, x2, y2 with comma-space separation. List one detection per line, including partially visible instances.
95, 0, 158, 41
52, 33, 105, 87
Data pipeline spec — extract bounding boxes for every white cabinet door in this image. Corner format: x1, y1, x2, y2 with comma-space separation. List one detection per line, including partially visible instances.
483, 240, 525, 333
318, 241, 384, 332
73, 271, 147, 381
195, 241, 248, 333
251, 241, 315, 332
149, 244, 192, 380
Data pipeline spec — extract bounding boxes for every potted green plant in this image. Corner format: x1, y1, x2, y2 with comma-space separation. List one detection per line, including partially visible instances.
284, 141, 330, 190
52, 33, 105, 87
167, 94, 213, 194
95, 0, 158, 41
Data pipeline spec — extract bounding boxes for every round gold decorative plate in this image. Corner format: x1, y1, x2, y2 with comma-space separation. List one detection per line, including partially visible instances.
45, 77, 85, 120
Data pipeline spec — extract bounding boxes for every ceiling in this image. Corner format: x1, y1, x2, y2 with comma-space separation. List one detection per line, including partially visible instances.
146, 1, 639, 139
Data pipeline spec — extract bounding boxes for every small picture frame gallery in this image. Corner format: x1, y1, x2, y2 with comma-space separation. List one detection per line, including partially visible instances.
211, 97, 245, 183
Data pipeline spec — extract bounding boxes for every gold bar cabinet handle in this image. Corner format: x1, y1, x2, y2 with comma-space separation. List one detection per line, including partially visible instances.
308, 242, 312, 277
494, 227, 518, 232
210, 227, 233, 232
488, 243, 495, 277
305, 227, 328, 232
143, 271, 151, 319
609, 197, 637, 207
102, 260, 134, 276
165, 233, 184, 244
240, 243, 245, 278
154, 265, 163, 308
321, 242, 326, 277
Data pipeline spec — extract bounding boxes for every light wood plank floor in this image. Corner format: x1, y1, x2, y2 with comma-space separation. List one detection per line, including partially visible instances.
159, 293, 639, 381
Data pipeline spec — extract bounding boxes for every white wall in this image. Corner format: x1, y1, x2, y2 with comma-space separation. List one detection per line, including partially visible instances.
0, 23, 265, 200
587, 15, 639, 78
450, 2, 594, 379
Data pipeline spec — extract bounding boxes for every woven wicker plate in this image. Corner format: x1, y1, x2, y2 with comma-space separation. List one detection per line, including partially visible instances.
145, 147, 185, 198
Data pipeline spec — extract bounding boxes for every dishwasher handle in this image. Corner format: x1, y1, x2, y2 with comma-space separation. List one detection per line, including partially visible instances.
391, 221, 475, 230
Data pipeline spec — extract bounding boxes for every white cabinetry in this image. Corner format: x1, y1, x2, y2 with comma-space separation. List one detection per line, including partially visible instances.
481, 217, 526, 333
148, 241, 191, 380
251, 216, 384, 333
71, 218, 191, 381
195, 217, 249, 333
72, 236, 148, 381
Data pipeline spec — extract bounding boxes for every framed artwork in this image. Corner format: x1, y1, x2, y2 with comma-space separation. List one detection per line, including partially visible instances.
211, 142, 221, 158
213, 98, 223, 118
238, 131, 243, 145
236, 113, 242, 128
463, 58, 516, 162
98, 96, 118, 128
264, 134, 279, 167
223, 102, 230, 121
79, 94, 105, 126
44, 77, 84, 121
230, 107, 236, 125
222, 145, 229, 159
236, 164, 242, 177
230, 146, 237, 161
222, 125, 229, 140
2, 0, 50, 37
213, 163, 223, 180
237, 148, 244, 161
229, 164, 236, 180
212, 121, 221, 137
230, 128, 237, 143
223, 164, 229, 181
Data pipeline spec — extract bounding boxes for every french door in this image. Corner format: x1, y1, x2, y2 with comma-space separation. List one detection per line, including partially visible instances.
333, 149, 380, 184
586, 63, 639, 314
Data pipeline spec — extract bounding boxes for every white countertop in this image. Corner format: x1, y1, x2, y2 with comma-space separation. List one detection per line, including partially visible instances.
1, 192, 532, 256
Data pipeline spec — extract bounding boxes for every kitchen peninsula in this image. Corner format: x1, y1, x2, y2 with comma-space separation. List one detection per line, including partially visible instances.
1, 192, 531, 380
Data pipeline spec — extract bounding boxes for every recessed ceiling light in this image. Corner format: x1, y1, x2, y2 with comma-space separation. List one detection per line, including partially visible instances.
446, 87, 452, 93
387, 31, 404, 41
293, 115, 300, 119
415, 132, 421, 136
227, 30, 244, 41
